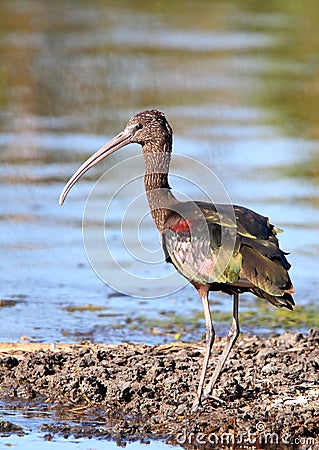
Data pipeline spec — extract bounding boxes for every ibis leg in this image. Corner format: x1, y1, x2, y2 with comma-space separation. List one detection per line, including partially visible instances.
191, 287, 215, 411
202, 293, 240, 399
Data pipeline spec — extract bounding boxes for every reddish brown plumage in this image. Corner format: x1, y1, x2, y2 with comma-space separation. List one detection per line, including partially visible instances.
168, 218, 192, 234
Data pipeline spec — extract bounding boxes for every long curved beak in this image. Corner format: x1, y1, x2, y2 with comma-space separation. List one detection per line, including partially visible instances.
59, 124, 139, 205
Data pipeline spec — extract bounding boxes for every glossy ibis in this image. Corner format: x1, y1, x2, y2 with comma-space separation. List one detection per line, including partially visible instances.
59, 110, 295, 410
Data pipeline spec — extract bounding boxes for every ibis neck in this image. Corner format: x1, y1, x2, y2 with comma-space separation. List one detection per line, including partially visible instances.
142, 145, 178, 233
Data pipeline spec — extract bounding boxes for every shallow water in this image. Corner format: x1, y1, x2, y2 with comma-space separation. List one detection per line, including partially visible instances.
1, 435, 173, 450
0, 397, 179, 448
0, 0, 319, 447
1, 405, 174, 450
1, 0, 318, 346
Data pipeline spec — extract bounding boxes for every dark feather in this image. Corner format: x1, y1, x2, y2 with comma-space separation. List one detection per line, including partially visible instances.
163, 201, 295, 310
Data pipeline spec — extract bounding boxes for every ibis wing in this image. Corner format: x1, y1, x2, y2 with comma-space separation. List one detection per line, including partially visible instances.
233, 205, 294, 295
162, 202, 294, 307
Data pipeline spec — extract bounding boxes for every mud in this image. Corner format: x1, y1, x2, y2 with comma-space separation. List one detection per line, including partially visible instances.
0, 331, 318, 448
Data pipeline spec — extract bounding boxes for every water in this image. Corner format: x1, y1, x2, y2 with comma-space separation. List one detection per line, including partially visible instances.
1, 405, 173, 450
0, 402, 178, 449
1, 435, 172, 450
0, 0, 318, 447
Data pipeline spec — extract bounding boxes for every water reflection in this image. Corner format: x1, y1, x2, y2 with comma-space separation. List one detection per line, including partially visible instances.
0, 0, 318, 346
1, 402, 175, 449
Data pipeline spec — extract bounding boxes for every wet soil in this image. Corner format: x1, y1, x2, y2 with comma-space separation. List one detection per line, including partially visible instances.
0, 331, 318, 448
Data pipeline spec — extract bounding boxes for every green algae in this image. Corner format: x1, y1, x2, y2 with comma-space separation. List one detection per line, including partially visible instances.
63, 304, 106, 313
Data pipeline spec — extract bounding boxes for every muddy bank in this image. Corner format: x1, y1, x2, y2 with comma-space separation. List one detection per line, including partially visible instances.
0, 331, 318, 448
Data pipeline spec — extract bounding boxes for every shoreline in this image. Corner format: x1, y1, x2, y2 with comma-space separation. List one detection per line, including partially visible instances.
0, 331, 318, 447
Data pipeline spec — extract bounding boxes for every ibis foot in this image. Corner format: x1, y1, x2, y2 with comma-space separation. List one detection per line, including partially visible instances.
191, 392, 225, 412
